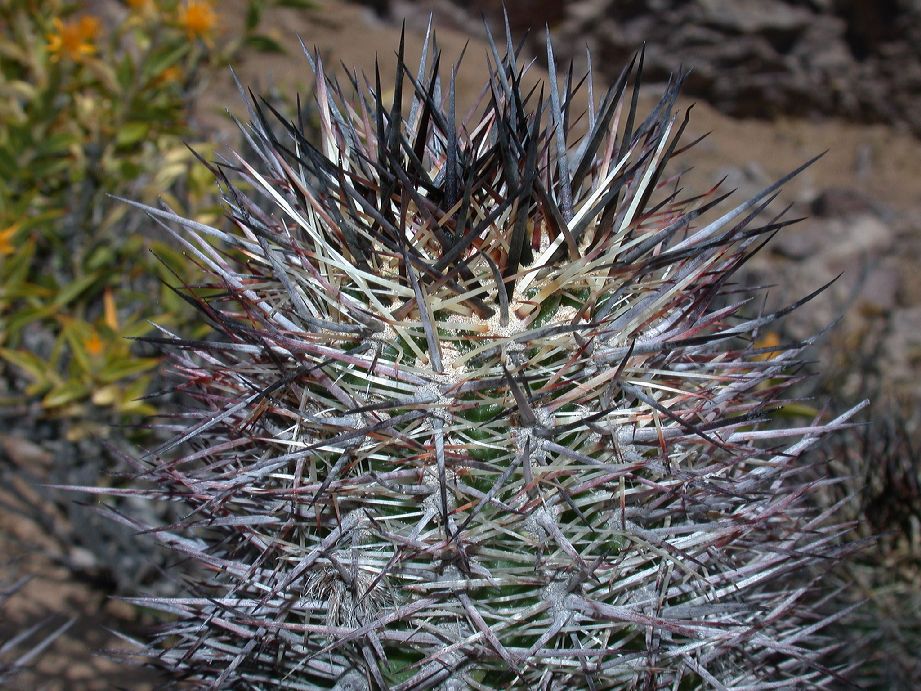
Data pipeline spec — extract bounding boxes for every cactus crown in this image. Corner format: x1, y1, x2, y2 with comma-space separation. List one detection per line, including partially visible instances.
105, 18, 863, 689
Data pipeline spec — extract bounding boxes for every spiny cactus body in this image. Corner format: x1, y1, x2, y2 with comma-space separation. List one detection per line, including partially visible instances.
89, 22, 864, 689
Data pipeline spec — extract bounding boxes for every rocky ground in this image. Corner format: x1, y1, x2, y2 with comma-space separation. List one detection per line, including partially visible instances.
2, 1, 920, 687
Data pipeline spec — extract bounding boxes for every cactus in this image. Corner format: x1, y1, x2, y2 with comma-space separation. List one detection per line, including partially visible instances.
83, 21, 866, 688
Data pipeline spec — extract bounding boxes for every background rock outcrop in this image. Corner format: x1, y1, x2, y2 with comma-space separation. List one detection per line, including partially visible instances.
392, 0, 921, 137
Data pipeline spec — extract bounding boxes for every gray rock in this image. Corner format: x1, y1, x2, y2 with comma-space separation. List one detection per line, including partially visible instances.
810, 187, 882, 218
857, 257, 900, 313
696, 0, 812, 35
747, 213, 896, 344
884, 307, 921, 381
420, 0, 921, 136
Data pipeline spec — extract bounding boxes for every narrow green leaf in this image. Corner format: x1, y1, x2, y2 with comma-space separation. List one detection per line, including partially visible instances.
116, 122, 150, 148
144, 43, 189, 81
97, 357, 160, 384
42, 381, 89, 409
245, 1, 262, 30
0, 347, 50, 383
51, 272, 99, 309
244, 34, 286, 54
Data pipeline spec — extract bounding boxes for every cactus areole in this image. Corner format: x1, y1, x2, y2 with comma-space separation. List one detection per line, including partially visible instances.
107, 20, 864, 689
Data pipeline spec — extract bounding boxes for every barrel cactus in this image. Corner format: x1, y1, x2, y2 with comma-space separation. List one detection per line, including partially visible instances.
91, 21, 865, 688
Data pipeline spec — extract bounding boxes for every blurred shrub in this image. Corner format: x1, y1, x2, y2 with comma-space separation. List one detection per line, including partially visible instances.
0, 0, 309, 439
0, 0, 222, 439
0, 0, 314, 589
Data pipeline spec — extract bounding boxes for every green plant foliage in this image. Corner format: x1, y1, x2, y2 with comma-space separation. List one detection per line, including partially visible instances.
0, 0, 305, 434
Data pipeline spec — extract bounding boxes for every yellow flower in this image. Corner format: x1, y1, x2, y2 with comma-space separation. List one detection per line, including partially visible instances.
84, 330, 105, 357
0, 223, 18, 256
47, 15, 101, 63
177, 0, 216, 40
154, 65, 183, 85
